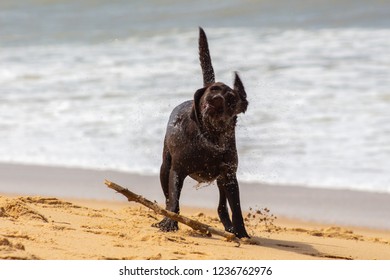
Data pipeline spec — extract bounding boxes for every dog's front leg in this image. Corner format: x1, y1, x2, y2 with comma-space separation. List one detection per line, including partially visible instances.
216, 183, 234, 233
156, 169, 185, 232
218, 174, 249, 238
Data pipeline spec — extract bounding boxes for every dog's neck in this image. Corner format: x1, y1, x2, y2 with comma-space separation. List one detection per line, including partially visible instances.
197, 116, 237, 151
203, 115, 237, 133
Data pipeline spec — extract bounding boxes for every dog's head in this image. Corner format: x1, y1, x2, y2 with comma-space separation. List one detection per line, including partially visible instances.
191, 72, 248, 132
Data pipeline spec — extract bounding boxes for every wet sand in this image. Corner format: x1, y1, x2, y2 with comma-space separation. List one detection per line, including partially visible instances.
1, 163, 390, 229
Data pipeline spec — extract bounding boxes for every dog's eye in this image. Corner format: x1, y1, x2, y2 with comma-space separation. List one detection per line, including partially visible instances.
226, 92, 237, 107
209, 85, 222, 91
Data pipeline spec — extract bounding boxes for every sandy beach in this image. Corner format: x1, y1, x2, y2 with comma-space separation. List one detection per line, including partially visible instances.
1, 163, 390, 260
2, 0, 390, 264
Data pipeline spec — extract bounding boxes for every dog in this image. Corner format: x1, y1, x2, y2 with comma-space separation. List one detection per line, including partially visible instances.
154, 27, 249, 238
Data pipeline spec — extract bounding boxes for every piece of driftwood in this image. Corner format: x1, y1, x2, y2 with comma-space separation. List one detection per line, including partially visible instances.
104, 179, 239, 243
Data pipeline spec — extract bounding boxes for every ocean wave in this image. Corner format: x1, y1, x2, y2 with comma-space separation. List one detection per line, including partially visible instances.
1, 25, 390, 194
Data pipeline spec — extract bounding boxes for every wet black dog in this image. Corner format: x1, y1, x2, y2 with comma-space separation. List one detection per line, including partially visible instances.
154, 27, 249, 238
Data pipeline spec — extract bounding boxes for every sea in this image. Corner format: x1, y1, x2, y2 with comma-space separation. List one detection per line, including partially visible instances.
1, 0, 390, 193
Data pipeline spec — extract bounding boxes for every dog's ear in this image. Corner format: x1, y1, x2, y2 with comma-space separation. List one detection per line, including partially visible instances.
234, 72, 248, 113
199, 27, 215, 87
190, 87, 207, 126
234, 72, 247, 100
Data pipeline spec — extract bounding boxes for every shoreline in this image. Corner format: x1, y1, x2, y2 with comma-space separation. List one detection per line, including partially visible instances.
1, 162, 390, 230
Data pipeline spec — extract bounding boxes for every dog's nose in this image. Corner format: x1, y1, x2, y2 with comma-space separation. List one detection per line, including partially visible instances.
210, 95, 224, 108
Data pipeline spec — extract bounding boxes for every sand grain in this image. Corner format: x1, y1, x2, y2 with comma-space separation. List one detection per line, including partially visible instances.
1, 195, 389, 260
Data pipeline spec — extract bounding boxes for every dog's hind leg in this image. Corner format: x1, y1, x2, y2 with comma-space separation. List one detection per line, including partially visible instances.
154, 146, 175, 230
159, 146, 171, 208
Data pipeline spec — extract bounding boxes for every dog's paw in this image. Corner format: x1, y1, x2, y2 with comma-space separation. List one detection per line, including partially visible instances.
225, 226, 235, 234
224, 226, 249, 239
229, 226, 250, 239
152, 217, 179, 232
235, 230, 250, 239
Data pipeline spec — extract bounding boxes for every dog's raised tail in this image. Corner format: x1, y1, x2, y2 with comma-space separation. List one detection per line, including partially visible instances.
199, 27, 215, 87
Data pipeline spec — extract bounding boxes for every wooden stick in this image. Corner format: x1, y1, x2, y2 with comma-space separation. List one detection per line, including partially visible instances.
104, 179, 239, 243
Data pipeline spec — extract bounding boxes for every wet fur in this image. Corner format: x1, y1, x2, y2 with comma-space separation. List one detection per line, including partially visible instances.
154, 27, 249, 238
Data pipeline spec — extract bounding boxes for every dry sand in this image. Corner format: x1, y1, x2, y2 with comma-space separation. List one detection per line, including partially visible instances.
1, 194, 390, 260
1, 163, 390, 260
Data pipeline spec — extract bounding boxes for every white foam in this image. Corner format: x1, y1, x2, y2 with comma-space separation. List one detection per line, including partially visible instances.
1, 28, 390, 193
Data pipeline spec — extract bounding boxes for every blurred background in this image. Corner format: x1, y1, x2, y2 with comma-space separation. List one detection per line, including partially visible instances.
1, 0, 390, 193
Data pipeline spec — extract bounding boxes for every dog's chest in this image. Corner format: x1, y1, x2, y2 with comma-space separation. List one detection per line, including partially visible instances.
189, 172, 217, 183
187, 146, 237, 183
189, 161, 223, 183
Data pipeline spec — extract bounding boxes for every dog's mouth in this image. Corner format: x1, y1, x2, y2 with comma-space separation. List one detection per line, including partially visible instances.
203, 96, 226, 118
200, 97, 237, 131
203, 100, 225, 118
